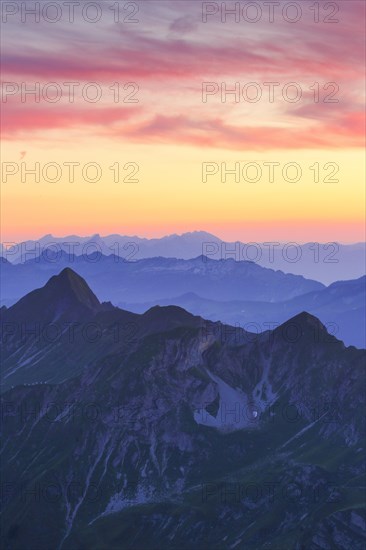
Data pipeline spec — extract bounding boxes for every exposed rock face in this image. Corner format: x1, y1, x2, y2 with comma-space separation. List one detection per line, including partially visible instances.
1, 270, 365, 549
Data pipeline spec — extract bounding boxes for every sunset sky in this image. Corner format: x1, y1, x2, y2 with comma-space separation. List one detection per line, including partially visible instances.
1, 0, 365, 243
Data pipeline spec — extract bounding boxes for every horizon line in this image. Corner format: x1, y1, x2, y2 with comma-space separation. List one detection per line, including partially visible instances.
1, 231, 366, 247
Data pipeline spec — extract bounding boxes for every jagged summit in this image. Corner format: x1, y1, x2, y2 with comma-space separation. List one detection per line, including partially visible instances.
281, 310, 326, 329
273, 310, 336, 344
2, 269, 343, 349
4, 268, 101, 322
45, 268, 101, 310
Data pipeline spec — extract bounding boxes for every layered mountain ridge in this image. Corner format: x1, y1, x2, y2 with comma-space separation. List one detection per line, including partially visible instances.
2, 231, 365, 284
120, 275, 366, 348
0, 269, 365, 549
0, 252, 325, 307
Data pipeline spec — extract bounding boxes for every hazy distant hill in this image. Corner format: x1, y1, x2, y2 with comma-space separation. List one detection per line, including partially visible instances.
120, 276, 366, 349
0, 253, 325, 307
2, 231, 365, 284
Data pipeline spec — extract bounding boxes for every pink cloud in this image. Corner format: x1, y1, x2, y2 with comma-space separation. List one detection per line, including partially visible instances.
2, 2, 364, 150
116, 111, 365, 150
1, 102, 140, 139
2, 99, 364, 150
2, 23, 363, 85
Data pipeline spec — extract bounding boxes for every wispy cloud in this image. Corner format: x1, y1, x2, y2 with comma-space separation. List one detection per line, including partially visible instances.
2, 1, 364, 149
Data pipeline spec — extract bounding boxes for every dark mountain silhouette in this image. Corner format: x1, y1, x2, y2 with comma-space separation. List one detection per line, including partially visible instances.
120, 276, 366, 348
3, 267, 103, 323
1, 270, 365, 549
0, 269, 243, 390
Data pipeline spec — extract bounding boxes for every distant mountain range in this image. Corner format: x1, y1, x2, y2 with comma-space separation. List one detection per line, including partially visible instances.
1, 252, 324, 306
2, 231, 365, 284
120, 276, 366, 349
2, 253, 364, 348
1, 269, 365, 549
